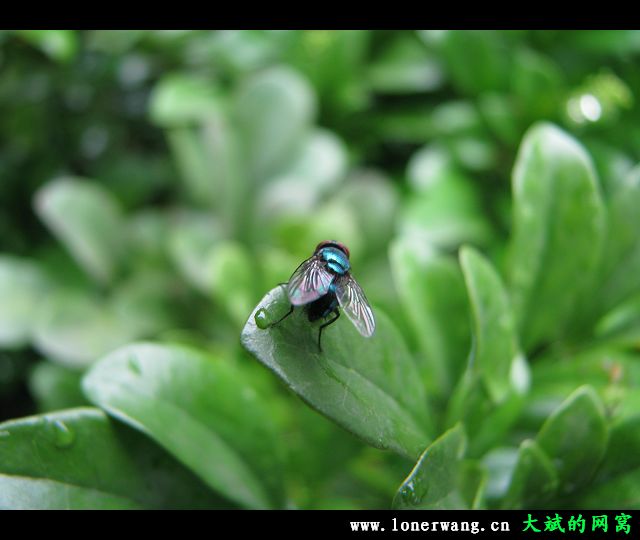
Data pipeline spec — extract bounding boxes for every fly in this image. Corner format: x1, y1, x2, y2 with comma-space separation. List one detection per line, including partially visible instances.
267, 240, 375, 352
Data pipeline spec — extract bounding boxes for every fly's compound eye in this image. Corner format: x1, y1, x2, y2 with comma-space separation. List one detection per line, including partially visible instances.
315, 240, 350, 259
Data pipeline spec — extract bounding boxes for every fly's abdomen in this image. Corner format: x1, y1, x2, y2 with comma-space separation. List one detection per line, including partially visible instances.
306, 292, 338, 322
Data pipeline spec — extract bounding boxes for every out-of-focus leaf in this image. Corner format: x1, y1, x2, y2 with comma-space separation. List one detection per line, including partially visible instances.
502, 439, 558, 508
440, 31, 511, 95
447, 372, 525, 458
575, 415, 640, 508
208, 240, 256, 326
368, 34, 443, 94
478, 93, 522, 146
283, 30, 369, 116
28, 362, 87, 413
567, 30, 640, 55
83, 343, 285, 509
596, 166, 640, 315
594, 415, 640, 483
241, 286, 432, 460
392, 424, 466, 509
0, 255, 50, 348
149, 74, 220, 127
33, 290, 137, 368
151, 76, 246, 217
400, 146, 492, 249
459, 460, 488, 510
273, 199, 363, 264
235, 66, 316, 181
459, 246, 529, 403
587, 141, 635, 198
16, 30, 78, 63
168, 211, 222, 294
390, 238, 470, 397
508, 123, 605, 349
341, 170, 399, 255
430, 101, 482, 137
594, 293, 640, 347
0, 408, 228, 509
510, 48, 564, 119
258, 128, 347, 217
574, 469, 640, 509
482, 447, 519, 501
110, 270, 176, 337
536, 386, 608, 493
126, 210, 171, 263
187, 31, 279, 75
34, 177, 126, 285
524, 347, 640, 431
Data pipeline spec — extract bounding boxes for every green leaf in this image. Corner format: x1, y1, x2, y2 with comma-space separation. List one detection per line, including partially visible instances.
33, 289, 137, 368
149, 74, 220, 127
340, 170, 399, 255
34, 177, 126, 285
447, 372, 525, 458
594, 415, 640, 483
16, 30, 78, 63
241, 286, 432, 460
459, 460, 488, 510
482, 446, 519, 501
28, 362, 88, 413
510, 48, 564, 119
367, 34, 443, 94
440, 31, 511, 95
477, 93, 522, 146
574, 468, 640, 509
508, 122, 605, 349
502, 439, 559, 508
208, 240, 256, 326
567, 30, 640, 55
597, 165, 640, 314
536, 385, 608, 493
272, 199, 364, 265
82, 342, 285, 509
400, 146, 492, 249
0, 408, 230, 509
168, 211, 223, 294
0, 255, 50, 348
392, 424, 467, 509
389, 238, 470, 397
258, 128, 347, 219
459, 246, 529, 403
283, 31, 369, 115
235, 66, 315, 180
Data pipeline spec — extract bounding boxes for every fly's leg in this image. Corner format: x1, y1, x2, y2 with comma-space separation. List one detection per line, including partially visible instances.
317, 309, 340, 353
268, 304, 294, 328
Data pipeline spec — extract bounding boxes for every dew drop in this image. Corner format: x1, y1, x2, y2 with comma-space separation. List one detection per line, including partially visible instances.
51, 420, 75, 449
254, 308, 271, 329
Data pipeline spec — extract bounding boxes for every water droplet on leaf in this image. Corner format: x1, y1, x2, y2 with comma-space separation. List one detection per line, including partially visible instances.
51, 420, 75, 449
254, 308, 271, 329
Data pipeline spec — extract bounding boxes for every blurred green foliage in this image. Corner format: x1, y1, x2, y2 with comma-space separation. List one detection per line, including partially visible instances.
1, 30, 640, 509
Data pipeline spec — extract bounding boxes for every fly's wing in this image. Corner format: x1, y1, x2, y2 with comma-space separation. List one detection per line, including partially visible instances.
334, 274, 375, 337
287, 256, 334, 306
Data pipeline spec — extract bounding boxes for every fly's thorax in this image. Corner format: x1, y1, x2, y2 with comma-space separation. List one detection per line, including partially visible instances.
319, 247, 350, 275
